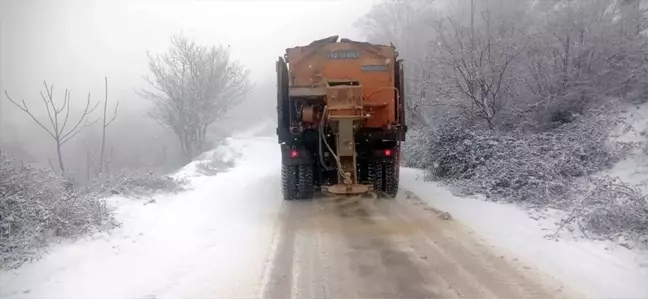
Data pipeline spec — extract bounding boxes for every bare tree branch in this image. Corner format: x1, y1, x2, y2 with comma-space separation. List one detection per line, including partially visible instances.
4, 82, 100, 174
5, 91, 56, 138
99, 77, 119, 174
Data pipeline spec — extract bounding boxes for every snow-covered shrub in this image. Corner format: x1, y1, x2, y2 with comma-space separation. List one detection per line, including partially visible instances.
0, 152, 187, 269
401, 129, 432, 169
195, 150, 240, 176
425, 118, 625, 205
425, 120, 483, 180
0, 153, 116, 270
84, 170, 186, 198
564, 176, 648, 245
422, 108, 647, 243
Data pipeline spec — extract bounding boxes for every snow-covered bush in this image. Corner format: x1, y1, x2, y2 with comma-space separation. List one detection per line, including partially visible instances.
425, 119, 626, 205
421, 115, 648, 243
0, 153, 116, 270
555, 176, 648, 245
84, 170, 186, 199
401, 129, 432, 169
0, 152, 188, 269
194, 150, 240, 176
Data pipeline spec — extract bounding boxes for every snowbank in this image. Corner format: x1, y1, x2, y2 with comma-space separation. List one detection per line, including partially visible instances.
399, 102, 648, 299
401, 168, 648, 299
608, 103, 648, 194
0, 137, 284, 299
172, 136, 243, 181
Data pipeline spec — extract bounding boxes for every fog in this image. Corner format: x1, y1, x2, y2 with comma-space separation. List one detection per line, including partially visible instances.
0, 0, 375, 176
2, 1, 648, 291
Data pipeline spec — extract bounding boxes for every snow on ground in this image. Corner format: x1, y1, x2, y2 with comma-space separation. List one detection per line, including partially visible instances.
401, 102, 648, 299
3, 114, 647, 299
401, 169, 648, 299
608, 103, 648, 193
0, 136, 284, 299
172, 136, 242, 181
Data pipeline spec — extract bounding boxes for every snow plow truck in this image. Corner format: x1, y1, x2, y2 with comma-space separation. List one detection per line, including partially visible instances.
276, 35, 406, 200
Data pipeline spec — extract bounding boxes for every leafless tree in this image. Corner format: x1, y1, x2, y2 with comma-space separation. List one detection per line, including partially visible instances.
516, 0, 648, 125
99, 77, 118, 174
357, 0, 648, 244
82, 140, 94, 181
356, 0, 439, 130
139, 33, 251, 160
427, 8, 528, 129
5, 82, 99, 174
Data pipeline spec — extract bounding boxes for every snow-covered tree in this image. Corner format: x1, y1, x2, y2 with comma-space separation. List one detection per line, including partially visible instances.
356, 0, 648, 242
140, 33, 251, 160
426, 4, 530, 129
355, 0, 439, 130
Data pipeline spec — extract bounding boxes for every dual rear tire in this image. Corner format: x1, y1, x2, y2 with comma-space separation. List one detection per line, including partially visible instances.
281, 164, 314, 200
281, 160, 399, 200
368, 160, 399, 199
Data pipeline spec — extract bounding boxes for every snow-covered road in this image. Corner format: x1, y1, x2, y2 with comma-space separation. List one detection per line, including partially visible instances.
1, 135, 646, 299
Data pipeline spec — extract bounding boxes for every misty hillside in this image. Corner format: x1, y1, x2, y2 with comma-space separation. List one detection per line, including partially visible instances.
0, 1, 647, 297
381, 0, 648, 247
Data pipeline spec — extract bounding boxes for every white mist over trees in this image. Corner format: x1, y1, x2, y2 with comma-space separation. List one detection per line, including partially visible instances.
0, 0, 371, 269
360, 0, 648, 131
3, 0, 644, 271
0, 0, 372, 180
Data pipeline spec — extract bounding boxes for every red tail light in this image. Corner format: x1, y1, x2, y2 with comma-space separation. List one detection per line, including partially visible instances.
291, 149, 299, 158
384, 149, 392, 156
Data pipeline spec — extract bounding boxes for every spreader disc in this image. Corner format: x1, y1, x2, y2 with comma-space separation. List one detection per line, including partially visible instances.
325, 184, 370, 195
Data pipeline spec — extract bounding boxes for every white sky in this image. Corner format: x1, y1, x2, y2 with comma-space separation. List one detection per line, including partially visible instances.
0, 0, 376, 122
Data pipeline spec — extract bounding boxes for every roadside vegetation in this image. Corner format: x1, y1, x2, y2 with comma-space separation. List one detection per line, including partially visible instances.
0, 33, 248, 270
358, 0, 648, 247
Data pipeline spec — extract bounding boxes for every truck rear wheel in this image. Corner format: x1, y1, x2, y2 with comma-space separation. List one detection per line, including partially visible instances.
368, 160, 399, 198
281, 164, 298, 200
369, 161, 384, 195
383, 160, 399, 199
296, 164, 315, 199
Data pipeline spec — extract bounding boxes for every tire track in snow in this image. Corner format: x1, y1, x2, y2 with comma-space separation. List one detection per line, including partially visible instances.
259, 190, 580, 299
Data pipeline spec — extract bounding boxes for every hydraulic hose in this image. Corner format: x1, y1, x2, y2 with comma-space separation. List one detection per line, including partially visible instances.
318, 111, 334, 171
319, 106, 350, 181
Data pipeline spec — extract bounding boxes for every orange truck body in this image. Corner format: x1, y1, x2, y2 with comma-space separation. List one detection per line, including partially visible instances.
284, 39, 400, 129
276, 36, 406, 200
